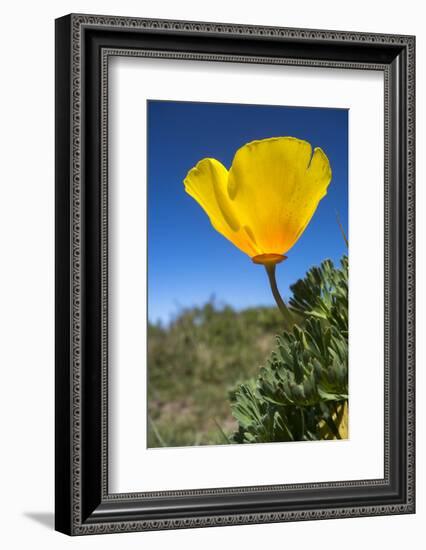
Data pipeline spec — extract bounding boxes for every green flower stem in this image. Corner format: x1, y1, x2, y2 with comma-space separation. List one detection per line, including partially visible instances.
264, 263, 293, 325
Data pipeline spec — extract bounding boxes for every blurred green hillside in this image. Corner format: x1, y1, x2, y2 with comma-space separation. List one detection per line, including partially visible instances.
147, 302, 285, 447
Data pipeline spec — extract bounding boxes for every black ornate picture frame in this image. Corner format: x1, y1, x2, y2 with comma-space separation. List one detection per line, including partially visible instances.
55, 13, 415, 536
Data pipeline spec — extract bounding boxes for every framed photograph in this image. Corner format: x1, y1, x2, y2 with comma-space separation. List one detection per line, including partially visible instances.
55, 14, 415, 535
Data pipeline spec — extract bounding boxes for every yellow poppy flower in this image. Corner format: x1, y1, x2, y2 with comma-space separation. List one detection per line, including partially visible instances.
184, 137, 332, 265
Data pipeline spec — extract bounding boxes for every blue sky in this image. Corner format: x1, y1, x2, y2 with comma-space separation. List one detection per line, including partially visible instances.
147, 100, 348, 324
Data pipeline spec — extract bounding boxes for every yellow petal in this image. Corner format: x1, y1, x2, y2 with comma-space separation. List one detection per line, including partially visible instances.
184, 158, 259, 256
227, 137, 332, 255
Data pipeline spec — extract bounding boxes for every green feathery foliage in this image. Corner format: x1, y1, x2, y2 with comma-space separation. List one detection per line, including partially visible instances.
230, 256, 348, 443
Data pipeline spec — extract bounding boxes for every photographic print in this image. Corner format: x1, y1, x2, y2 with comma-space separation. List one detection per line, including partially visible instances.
147, 100, 349, 448
56, 16, 415, 534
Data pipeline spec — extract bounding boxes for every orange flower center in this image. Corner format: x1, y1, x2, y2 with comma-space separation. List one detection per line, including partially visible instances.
252, 254, 287, 265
